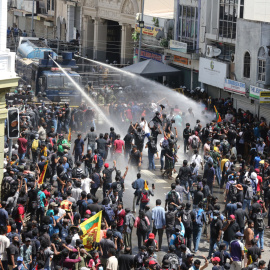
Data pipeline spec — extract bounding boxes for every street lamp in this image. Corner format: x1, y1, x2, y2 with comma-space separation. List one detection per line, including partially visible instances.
137, 0, 145, 62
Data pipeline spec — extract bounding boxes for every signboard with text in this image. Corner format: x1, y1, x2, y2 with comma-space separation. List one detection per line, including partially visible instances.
249, 85, 270, 99
135, 24, 162, 37
169, 40, 187, 54
260, 91, 270, 103
224, 79, 246, 95
135, 48, 162, 62
173, 55, 188, 65
199, 58, 228, 89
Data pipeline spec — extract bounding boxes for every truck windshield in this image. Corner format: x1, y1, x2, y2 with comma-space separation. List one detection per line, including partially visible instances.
46, 74, 80, 89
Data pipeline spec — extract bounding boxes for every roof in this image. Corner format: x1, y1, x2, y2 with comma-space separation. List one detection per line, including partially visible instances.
122, 59, 180, 76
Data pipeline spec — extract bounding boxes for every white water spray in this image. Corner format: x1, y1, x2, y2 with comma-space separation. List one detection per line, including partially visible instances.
48, 55, 112, 127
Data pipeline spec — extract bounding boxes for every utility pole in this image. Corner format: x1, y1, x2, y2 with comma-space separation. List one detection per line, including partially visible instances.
137, 0, 145, 63
31, 0, 34, 36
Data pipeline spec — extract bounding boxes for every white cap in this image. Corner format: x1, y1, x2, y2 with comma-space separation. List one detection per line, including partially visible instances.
251, 172, 257, 180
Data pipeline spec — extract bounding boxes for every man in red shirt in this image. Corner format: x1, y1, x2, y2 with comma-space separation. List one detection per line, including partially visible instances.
116, 202, 126, 234
17, 132, 27, 164
14, 198, 26, 234
114, 134, 125, 162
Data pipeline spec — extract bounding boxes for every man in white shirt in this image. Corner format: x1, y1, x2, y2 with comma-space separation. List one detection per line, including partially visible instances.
191, 149, 203, 171
140, 117, 150, 138
0, 227, 10, 270
81, 173, 91, 194
106, 248, 118, 270
71, 181, 83, 202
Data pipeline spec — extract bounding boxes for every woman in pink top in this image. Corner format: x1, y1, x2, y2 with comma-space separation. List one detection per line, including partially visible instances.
114, 134, 125, 161
134, 210, 150, 249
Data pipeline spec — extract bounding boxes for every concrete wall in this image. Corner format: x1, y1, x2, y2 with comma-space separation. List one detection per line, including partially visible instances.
235, 19, 261, 89
244, 0, 270, 23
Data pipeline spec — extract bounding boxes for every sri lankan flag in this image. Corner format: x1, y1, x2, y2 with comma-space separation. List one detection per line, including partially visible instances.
38, 160, 49, 184
214, 106, 222, 123
68, 128, 72, 142
79, 211, 102, 251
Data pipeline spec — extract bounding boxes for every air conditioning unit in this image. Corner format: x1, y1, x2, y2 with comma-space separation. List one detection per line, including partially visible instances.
231, 53, 235, 63
206, 45, 221, 58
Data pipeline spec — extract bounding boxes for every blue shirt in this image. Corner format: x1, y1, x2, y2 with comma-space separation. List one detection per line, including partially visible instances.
74, 138, 84, 152
226, 203, 237, 216
63, 162, 70, 173
0, 208, 8, 226
152, 205, 166, 229
254, 156, 261, 169
133, 178, 145, 191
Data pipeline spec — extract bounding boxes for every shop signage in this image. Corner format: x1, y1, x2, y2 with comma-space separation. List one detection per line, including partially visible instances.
173, 55, 188, 65
260, 91, 270, 103
249, 85, 270, 99
198, 58, 228, 89
169, 40, 187, 54
135, 24, 162, 37
224, 79, 246, 95
135, 48, 162, 62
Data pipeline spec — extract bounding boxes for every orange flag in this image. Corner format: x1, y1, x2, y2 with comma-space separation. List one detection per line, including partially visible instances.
68, 128, 71, 142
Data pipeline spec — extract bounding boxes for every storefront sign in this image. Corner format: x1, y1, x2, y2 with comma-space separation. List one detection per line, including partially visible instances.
135, 48, 162, 62
173, 55, 188, 65
224, 79, 246, 95
260, 91, 270, 103
249, 85, 270, 99
135, 24, 162, 37
198, 58, 228, 89
169, 40, 187, 54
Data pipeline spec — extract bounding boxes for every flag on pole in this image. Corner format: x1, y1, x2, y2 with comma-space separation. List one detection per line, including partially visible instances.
68, 128, 72, 142
214, 106, 222, 123
144, 180, 149, 190
38, 160, 49, 185
79, 211, 102, 251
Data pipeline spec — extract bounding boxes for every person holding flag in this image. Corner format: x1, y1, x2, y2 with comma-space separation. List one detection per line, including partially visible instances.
139, 180, 154, 211
214, 105, 222, 123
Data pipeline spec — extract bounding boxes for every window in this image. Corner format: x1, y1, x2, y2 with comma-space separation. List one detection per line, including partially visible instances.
240, 0, 244, 18
178, 5, 198, 51
219, 0, 238, 39
258, 47, 266, 82
243, 52, 251, 78
47, 0, 50, 11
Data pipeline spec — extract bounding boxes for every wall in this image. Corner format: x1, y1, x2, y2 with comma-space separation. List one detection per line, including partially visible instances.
234, 19, 261, 89
244, 0, 270, 23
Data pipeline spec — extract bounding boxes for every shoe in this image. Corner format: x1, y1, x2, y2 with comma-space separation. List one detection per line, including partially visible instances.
261, 249, 265, 252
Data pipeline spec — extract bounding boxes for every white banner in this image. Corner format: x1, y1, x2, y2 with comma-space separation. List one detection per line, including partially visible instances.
224, 79, 246, 95
199, 58, 228, 89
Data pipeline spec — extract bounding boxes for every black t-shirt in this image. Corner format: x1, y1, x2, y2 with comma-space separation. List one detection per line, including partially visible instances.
251, 202, 262, 216
83, 153, 93, 168
96, 138, 108, 152
111, 180, 124, 196
193, 191, 204, 205
247, 245, 261, 258
123, 134, 133, 149
88, 203, 103, 213
223, 222, 240, 242
147, 141, 157, 154
7, 243, 19, 265
102, 168, 114, 184
234, 208, 248, 228
118, 254, 135, 270
210, 219, 223, 239
178, 166, 192, 184
165, 210, 177, 230
130, 150, 141, 166
150, 128, 160, 140
28, 188, 38, 204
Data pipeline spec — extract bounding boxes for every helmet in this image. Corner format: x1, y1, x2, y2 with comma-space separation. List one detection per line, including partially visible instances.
26, 85, 31, 90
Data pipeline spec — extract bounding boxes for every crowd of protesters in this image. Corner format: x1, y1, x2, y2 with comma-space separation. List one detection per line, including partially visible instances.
1, 82, 270, 270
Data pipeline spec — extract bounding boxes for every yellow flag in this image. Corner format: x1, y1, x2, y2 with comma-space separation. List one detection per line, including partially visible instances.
144, 180, 149, 190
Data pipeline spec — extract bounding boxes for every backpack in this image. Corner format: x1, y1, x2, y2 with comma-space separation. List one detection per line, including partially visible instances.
182, 210, 192, 228
97, 154, 103, 168
195, 209, 204, 226
60, 226, 69, 240
191, 137, 198, 149
104, 204, 115, 222
245, 185, 254, 200
32, 139, 39, 151
139, 218, 149, 233
36, 248, 45, 262
251, 179, 257, 195
166, 253, 179, 270
141, 190, 150, 203
162, 139, 169, 149
11, 205, 20, 220
167, 190, 178, 205
229, 183, 237, 197
174, 234, 185, 249
222, 141, 230, 155
255, 212, 264, 232
127, 214, 135, 228
137, 132, 144, 144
